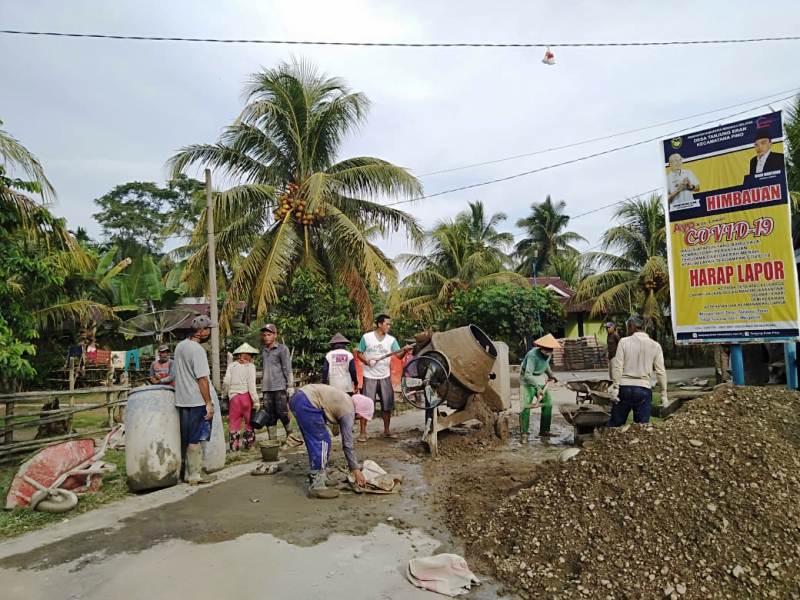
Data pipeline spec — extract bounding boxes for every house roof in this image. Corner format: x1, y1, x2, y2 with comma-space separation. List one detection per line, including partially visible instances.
529, 276, 593, 313
528, 276, 575, 298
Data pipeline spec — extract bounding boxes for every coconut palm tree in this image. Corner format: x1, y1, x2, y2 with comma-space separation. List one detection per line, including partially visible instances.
515, 195, 586, 274
1, 121, 118, 333
543, 252, 595, 289
394, 216, 526, 324
168, 60, 422, 328
457, 200, 514, 268
573, 194, 668, 324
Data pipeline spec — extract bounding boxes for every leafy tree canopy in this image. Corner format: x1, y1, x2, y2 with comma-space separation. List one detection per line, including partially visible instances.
448, 284, 565, 361
92, 175, 203, 257
230, 269, 361, 374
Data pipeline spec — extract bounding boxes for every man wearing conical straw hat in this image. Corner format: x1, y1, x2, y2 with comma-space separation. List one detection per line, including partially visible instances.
519, 334, 561, 442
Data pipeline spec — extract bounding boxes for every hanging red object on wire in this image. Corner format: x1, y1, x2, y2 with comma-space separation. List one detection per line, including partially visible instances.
542, 47, 555, 65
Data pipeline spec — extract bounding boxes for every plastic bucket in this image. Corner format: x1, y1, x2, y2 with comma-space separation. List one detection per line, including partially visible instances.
259, 440, 281, 462
251, 408, 269, 430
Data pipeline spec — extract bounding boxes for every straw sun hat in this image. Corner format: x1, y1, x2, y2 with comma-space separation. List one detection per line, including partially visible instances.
534, 334, 562, 350
233, 342, 259, 356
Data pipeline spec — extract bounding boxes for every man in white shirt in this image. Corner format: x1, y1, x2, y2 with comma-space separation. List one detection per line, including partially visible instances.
609, 315, 668, 427
357, 314, 413, 439
666, 153, 700, 211
322, 333, 358, 394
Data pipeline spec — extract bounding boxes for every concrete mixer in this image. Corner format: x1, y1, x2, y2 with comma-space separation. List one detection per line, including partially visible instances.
401, 325, 511, 456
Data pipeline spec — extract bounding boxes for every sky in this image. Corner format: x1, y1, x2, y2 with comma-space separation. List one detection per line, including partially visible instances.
2, 0, 800, 265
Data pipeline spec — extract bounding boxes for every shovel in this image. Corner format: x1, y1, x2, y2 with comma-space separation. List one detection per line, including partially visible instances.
526, 381, 550, 410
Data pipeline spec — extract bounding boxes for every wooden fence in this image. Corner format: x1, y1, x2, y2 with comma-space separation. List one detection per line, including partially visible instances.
0, 369, 317, 462
0, 385, 129, 461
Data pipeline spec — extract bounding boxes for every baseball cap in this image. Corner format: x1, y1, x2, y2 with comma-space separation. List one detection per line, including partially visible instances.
157, 344, 170, 352
604, 322, 615, 328
260, 323, 277, 333
191, 315, 215, 330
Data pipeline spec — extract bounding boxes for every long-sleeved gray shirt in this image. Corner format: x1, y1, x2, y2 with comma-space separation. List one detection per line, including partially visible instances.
302, 384, 358, 471
260, 343, 292, 392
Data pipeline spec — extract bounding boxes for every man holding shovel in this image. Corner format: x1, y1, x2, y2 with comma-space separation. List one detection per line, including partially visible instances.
357, 314, 413, 439
519, 334, 561, 442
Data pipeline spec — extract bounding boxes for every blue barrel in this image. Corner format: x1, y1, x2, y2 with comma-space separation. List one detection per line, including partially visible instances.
124, 385, 181, 491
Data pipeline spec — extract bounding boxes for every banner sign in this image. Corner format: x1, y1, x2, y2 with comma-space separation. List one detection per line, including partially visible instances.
662, 110, 800, 343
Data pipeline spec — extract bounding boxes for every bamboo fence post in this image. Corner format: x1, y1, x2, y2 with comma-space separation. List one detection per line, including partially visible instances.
3, 400, 14, 444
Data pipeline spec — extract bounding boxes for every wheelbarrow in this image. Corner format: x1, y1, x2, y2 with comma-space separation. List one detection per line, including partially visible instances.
566, 379, 613, 404
560, 403, 611, 443
5, 425, 122, 513
561, 380, 613, 444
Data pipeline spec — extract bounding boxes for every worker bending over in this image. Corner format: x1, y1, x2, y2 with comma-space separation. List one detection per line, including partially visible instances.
289, 383, 372, 499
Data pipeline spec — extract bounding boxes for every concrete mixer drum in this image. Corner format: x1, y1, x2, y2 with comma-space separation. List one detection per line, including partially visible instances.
401, 353, 450, 410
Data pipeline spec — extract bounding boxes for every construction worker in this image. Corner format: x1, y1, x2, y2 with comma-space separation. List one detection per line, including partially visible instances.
609, 314, 668, 426
605, 322, 621, 380
289, 383, 371, 499
173, 315, 216, 485
519, 334, 561, 442
259, 323, 293, 440
148, 344, 175, 386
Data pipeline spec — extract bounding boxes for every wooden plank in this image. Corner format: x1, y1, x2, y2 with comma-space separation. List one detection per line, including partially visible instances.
0, 385, 129, 402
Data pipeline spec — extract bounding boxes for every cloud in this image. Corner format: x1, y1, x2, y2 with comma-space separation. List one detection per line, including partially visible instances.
2, 0, 799, 249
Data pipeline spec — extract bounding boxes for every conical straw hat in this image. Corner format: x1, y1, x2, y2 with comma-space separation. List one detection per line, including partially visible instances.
534, 333, 562, 350
329, 332, 350, 345
233, 342, 259, 356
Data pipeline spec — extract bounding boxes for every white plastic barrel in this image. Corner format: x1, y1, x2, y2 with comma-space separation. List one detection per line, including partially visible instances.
124, 385, 181, 491
202, 388, 226, 473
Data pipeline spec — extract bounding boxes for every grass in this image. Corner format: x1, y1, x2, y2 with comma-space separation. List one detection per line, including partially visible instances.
0, 448, 129, 541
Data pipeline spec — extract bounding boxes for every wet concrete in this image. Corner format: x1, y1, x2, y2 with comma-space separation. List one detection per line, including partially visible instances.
0, 374, 594, 599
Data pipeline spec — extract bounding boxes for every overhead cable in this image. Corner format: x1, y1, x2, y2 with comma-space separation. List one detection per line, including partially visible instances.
1, 29, 799, 48
387, 93, 798, 207
419, 88, 800, 177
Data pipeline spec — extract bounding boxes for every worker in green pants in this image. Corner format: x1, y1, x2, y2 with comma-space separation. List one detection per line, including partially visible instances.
520, 334, 561, 442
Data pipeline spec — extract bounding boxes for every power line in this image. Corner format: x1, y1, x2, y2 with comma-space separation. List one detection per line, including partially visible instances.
418, 88, 800, 177
387, 92, 798, 208
2, 29, 800, 48
510, 187, 661, 240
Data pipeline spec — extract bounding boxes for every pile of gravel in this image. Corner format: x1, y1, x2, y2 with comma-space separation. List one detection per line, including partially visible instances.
448, 386, 800, 599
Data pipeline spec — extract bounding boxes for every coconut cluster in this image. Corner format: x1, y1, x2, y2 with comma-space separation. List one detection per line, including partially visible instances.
273, 183, 325, 226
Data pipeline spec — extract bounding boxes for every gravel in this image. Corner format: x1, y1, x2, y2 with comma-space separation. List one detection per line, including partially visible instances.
445, 385, 800, 599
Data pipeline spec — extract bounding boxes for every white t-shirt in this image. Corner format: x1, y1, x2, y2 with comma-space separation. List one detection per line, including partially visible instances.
325, 348, 355, 393
358, 331, 399, 380
667, 168, 700, 211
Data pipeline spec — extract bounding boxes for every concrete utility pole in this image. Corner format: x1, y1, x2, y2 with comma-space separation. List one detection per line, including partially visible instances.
205, 169, 221, 390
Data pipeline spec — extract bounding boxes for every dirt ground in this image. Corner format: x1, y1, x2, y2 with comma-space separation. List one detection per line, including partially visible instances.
443, 385, 800, 599
0, 368, 726, 599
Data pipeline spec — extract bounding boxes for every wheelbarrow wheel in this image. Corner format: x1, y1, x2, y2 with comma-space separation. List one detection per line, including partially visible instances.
30, 489, 79, 514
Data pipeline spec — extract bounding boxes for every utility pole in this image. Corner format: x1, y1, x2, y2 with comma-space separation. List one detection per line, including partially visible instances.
530, 249, 541, 349
205, 169, 221, 390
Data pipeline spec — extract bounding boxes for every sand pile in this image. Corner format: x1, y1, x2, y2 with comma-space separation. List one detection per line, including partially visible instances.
447, 385, 800, 599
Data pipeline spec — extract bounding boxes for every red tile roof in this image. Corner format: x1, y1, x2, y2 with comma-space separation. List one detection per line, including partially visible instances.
529, 276, 593, 313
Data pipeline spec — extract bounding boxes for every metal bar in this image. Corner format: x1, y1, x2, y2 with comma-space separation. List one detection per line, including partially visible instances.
730, 344, 745, 385
784, 342, 798, 390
